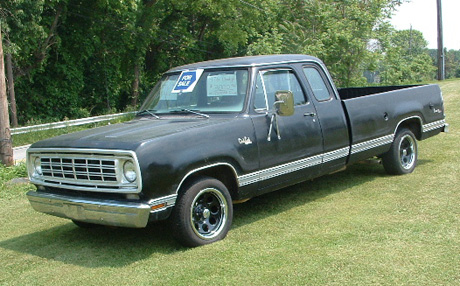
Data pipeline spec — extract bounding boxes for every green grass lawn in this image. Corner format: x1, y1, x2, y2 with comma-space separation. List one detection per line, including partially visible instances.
1, 80, 459, 285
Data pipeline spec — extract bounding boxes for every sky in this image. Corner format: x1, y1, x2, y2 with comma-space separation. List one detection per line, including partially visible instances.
390, 0, 460, 50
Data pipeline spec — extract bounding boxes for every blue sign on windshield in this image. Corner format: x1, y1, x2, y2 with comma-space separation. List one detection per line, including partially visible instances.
172, 69, 204, 93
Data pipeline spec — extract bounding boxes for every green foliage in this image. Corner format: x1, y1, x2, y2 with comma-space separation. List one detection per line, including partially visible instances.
430, 49, 460, 80
0, 162, 27, 184
0, 163, 29, 199
0, 0, 441, 125
378, 29, 436, 84
247, 0, 405, 87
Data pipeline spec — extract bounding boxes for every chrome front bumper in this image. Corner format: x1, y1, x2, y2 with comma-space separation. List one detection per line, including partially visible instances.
444, 123, 449, 133
26, 191, 151, 228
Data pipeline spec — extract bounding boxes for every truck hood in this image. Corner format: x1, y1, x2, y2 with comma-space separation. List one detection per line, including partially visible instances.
30, 117, 231, 150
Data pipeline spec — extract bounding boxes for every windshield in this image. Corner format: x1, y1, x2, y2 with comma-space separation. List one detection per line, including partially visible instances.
139, 68, 249, 115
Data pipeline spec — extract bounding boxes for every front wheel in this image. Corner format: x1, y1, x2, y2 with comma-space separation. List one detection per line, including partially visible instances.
171, 177, 233, 247
382, 128, 418, 175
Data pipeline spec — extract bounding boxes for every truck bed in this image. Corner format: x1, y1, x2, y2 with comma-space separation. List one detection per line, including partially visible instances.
338, 85, 419, 100
339, 84, 445, 163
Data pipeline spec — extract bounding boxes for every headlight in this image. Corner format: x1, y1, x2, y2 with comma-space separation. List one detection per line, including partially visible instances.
123, 160, 137, 182
34, 157, 43, 175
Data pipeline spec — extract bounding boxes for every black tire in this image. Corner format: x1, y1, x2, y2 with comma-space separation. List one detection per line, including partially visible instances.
171, 177, 233, 247
72, 220, 100, 229
382, 128, 418, 175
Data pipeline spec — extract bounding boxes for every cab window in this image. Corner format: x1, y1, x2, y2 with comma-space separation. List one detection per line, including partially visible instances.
302, 67, 333, 101
254, 69, 306, 111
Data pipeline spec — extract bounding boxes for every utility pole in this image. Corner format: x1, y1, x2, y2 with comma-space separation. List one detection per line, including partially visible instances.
0, 27, 14, 166
437, 0, 445, 80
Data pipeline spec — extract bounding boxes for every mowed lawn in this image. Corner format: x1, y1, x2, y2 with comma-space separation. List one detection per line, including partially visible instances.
1, 80, 459, 285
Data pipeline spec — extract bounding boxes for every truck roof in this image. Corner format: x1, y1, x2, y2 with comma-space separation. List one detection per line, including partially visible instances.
167, 54, 322, 72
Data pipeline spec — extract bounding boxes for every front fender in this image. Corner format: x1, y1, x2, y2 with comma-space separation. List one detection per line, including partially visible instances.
135, 117, 258, 200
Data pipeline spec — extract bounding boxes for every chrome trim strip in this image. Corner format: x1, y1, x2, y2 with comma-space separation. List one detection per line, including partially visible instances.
171, 59, 322, 72
323, 147, 350, 163
26, 191, 151, 228
29, 180, 140, 194
394, 116, 423, 136
148, 194, 178, 213
351, 135, 394, 154
239, 154, 322, 187
251, 59, 324, 68
168, 118, 444, 190
422, 119, 446, 133
238, 147, 350, 187
175, 163, 239, 194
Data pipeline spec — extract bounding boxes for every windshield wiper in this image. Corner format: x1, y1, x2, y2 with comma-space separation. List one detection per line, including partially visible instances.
171, 109, 210, 118
137, 109, 160, 119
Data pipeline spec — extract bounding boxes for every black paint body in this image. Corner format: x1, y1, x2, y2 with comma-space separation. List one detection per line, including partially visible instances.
29, 55, 447, 223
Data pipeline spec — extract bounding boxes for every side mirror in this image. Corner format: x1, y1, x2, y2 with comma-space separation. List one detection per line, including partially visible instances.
274, 90, 294, 116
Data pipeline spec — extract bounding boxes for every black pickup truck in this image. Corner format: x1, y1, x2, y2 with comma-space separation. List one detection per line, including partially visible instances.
26, 55, 448, 246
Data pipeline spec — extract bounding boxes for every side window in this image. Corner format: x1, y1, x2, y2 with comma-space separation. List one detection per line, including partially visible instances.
254, 69, 306, 110
303, 67, 333, 101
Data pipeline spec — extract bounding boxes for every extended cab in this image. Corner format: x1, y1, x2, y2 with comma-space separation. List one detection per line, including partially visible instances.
26, 55, 448, 246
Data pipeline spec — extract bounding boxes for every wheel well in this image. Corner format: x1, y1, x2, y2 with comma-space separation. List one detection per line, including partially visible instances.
179, 165, 239, 200
397, 118, 422, 140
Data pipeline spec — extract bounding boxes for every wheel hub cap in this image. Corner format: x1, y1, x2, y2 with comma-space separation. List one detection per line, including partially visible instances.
399, 134, 416, 170
191, 188, 228, 240
202, 208, 210, 219
190, 188, 228, 240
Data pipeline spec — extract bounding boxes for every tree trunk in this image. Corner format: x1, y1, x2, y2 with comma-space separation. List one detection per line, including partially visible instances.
6, 53, 18, 127
131, 64, 140, 107
0, 29, 14, 166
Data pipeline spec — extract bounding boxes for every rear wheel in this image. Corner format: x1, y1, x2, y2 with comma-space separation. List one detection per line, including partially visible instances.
171, 177, 233, 247
382, 128, 418, 175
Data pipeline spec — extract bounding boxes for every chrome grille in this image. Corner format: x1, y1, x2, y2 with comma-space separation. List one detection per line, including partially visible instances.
28, 148, 142, 194
41, 157, 117, 182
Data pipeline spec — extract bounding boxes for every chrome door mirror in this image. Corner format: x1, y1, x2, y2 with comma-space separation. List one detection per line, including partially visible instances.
267, 90, 294, 141
274, 90, 294, 116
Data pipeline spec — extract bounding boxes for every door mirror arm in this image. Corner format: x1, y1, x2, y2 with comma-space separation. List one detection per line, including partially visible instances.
267, 91, 295, 141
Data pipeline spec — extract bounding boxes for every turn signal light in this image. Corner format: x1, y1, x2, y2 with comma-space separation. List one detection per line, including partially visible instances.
151, 203, 166, 211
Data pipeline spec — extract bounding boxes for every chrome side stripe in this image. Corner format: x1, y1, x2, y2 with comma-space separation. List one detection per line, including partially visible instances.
238, 147, 350, 187
237, 119, 445, 188
323, 147, 350, 163
239, 154, 322, 187
351, 134, 394, 155
422, 119, 446, 133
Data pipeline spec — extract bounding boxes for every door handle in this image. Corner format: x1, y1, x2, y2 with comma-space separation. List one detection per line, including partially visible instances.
304, 112, 316, 117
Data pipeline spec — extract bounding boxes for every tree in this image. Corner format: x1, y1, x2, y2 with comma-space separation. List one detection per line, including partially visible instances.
247, 0, 405, 87
0, 27, 13, 166
379, 29, 436, 84
1, 0, 429, 126
444, 49, 460, 79
1, 0, 65, 124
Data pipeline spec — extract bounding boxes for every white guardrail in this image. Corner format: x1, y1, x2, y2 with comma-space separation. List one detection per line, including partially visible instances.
11, 112, 135, 135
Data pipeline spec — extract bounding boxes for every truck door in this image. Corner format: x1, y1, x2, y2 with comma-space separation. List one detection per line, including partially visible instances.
301, 64, 350, 173
250, 68, 323, 192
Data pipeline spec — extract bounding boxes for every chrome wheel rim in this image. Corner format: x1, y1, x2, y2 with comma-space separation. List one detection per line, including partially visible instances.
190, 188, 228, 240
399, 134, 416, 170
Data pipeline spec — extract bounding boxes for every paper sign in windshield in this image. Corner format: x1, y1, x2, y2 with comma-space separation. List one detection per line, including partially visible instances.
172, 69, 204, 93
207, 73, 238, 97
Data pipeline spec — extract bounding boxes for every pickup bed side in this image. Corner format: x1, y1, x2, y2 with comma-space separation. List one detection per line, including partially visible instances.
339, 84, 445, 163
